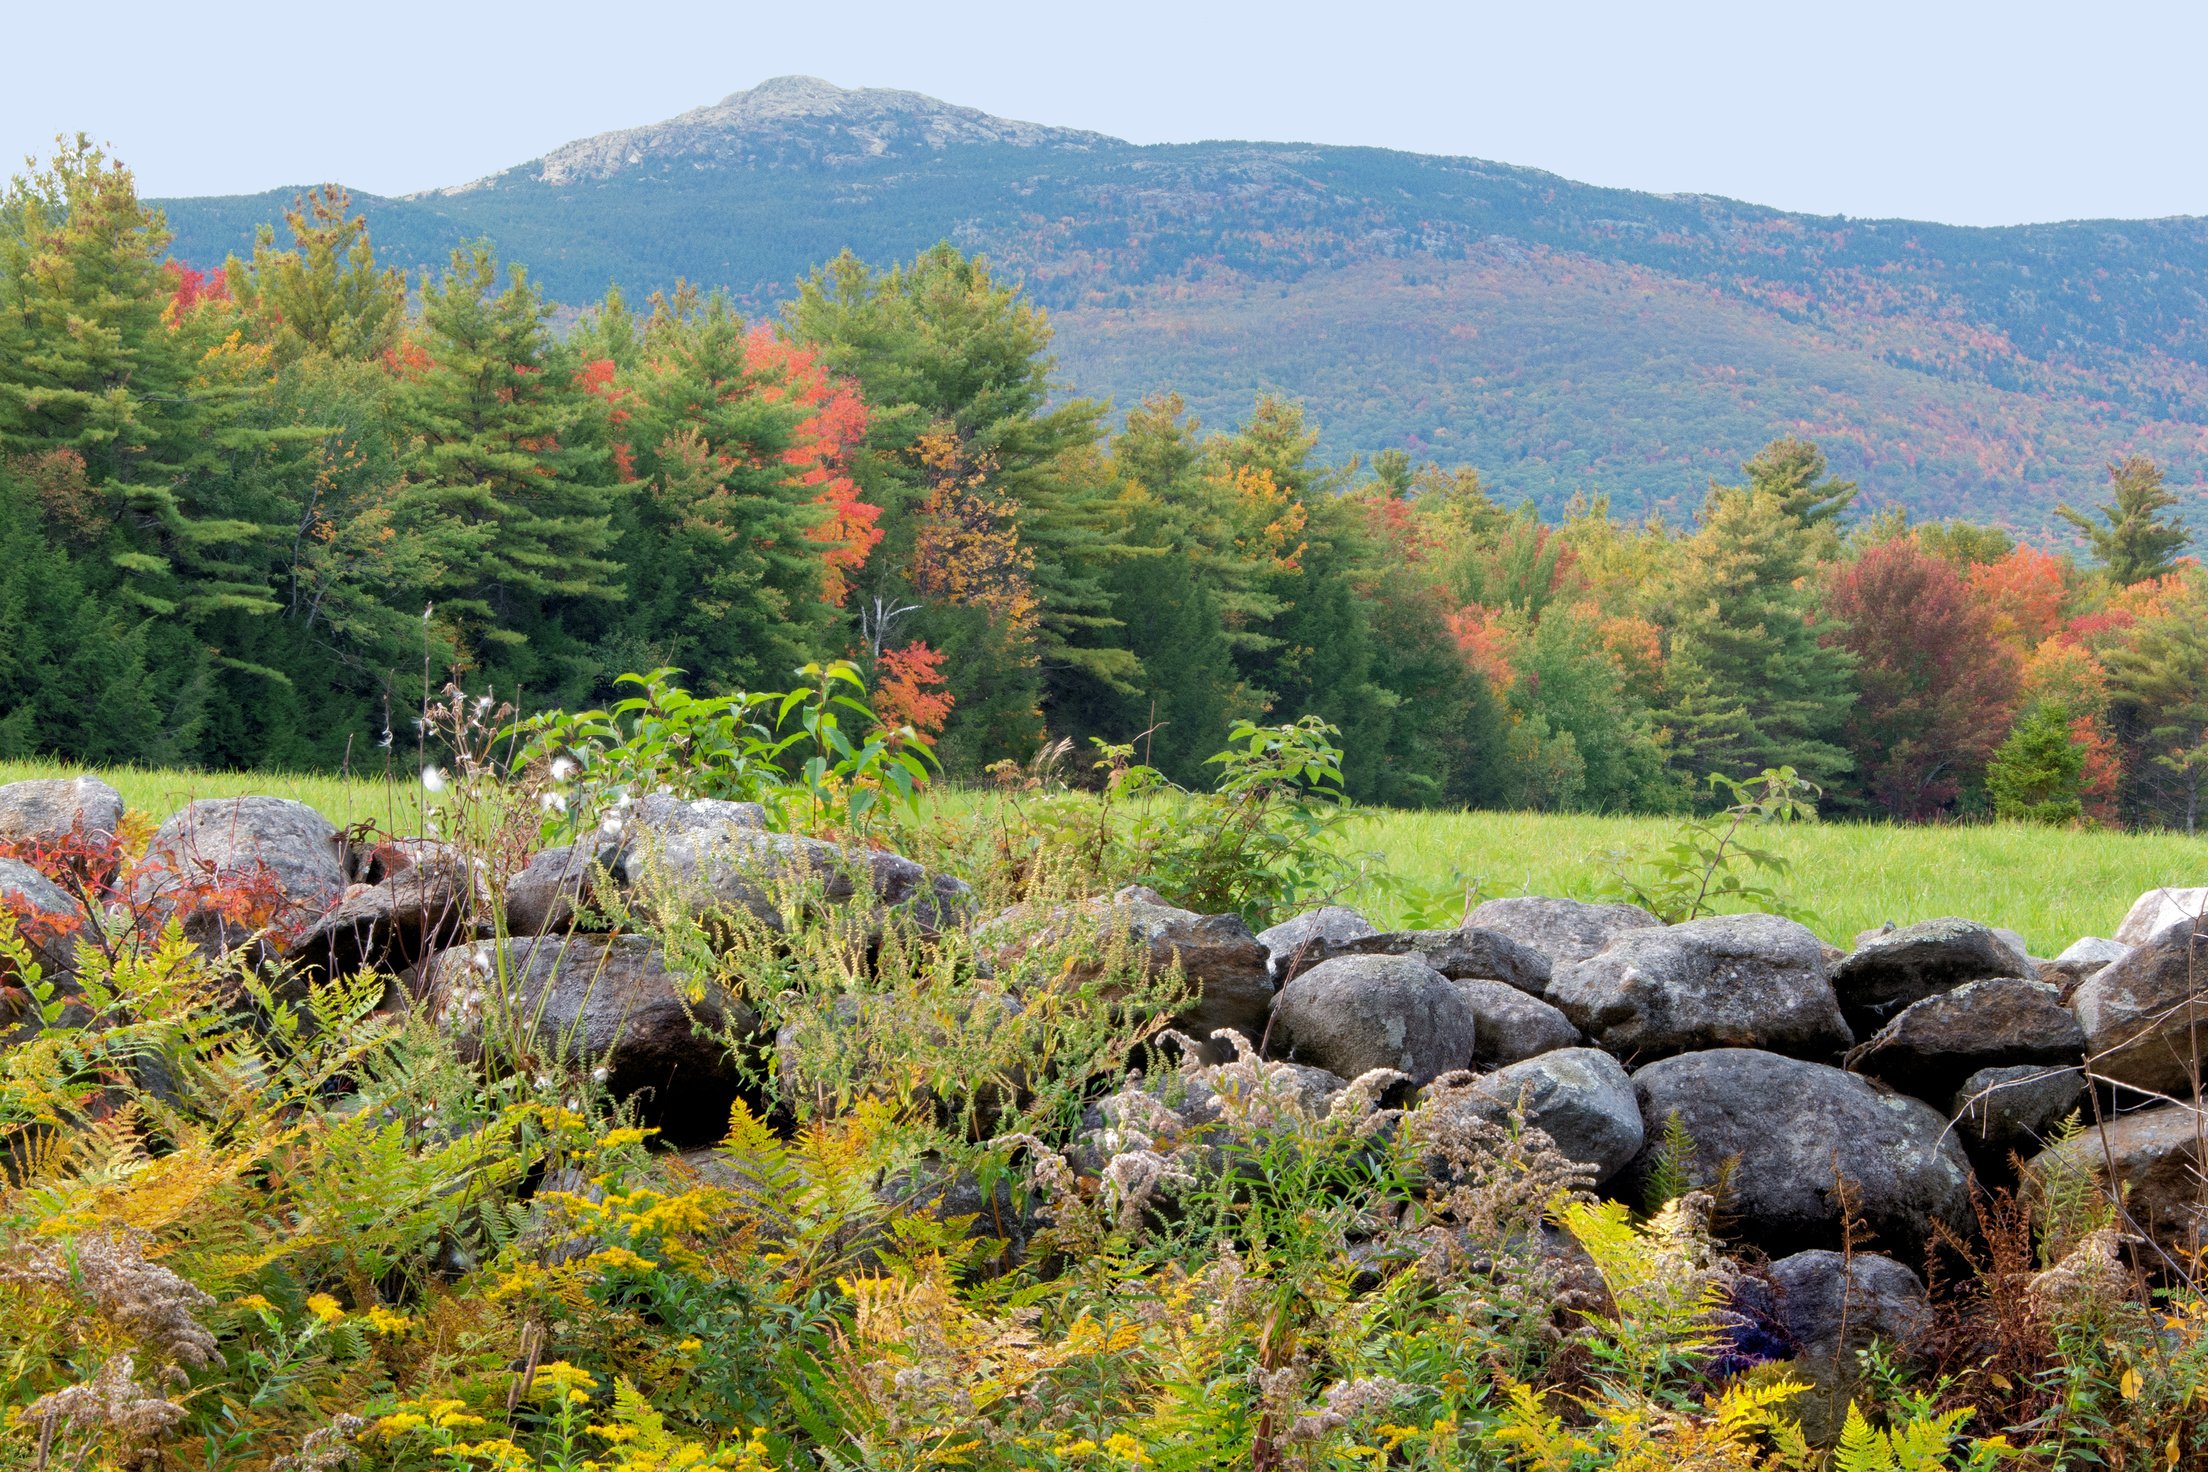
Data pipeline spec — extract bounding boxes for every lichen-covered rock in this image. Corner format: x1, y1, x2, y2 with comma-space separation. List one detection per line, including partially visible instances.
1256, 905, 1378, 980
0, 776, 125, 877
0, 857, 85, 985
1456, 977, 1580, 1066
1421, 1047, 1644, 1185
1830, 917, 2034, 1034
427, 934, 753, 1145
2070, 922, 2208, 1096
1546, 913, 1851, 1062
1621, 1049, 1973, 1256
1280, 925, 1552, 997
1467, 895, 1663, 968
2025, 1104, 2208, 1265
505, 844, 614, 938
1268, 953, 1478, 1086
128, 797, 347, 954
1849, 979, 2082, 1102
1951, 1064, 2087, 1156
2114, 887, 2208, 947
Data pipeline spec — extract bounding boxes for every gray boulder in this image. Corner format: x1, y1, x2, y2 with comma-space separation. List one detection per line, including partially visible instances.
1849, 979, 2083, 1102
292, 853, 491, 990
1951, 1064, 2087, 1156
1256, 905, 1378, 980
1423, 1047, 1644, 1185
2114, 887, 2208, 948
2070, 922, 2208, 1095
2041, 936, 2131, 993
1769, 1249, 1932, 1362
1546, 913, 1851, 1062
128, 797, 347, 953
2025, 1104, 2208, 1267
1466, 895, 1662, 968
1456, 977, 1581, 1066
1830, 918, 2034, 1034
1621, 1049, 1974, 1255
0, 776, 125, 873
505, 843, 622, 938
985, 888, 1274, 1049
0, 857, 85, 983
427, 934, 753, 1145
1281, 925, 1552, 997
1268, 953, 1478, 1085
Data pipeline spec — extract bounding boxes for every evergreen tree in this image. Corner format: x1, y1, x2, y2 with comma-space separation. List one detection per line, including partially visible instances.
619, 295, 830, 691
2057, 455, 2191, 586
225, 186, 406, 362
1738, 435, 1858, 529
2103, 584, 2208, 832
388, 245, 622, 699
1987, 702, 2086, 826
787, 245, 1135, 742
1661, 487, 1856, 792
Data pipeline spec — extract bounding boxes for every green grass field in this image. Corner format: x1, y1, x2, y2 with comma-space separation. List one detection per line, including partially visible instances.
6, 757, 2200, 956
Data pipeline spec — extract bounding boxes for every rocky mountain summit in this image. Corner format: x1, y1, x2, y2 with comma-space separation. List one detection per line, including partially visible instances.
443, 75, 1120, 192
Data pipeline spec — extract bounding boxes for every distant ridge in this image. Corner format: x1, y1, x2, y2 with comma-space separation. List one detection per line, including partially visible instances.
156, 78, 2208, 527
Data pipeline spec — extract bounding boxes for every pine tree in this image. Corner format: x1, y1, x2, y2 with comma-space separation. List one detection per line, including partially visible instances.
1987, 702, 2086, 826
2057, 455, 2191, 587
1661, 487, 1856, 792
1738, 435, 1858, 529
225, 185, 406, 362
387, 245, 622, 698
2103, 584, 2208, 832
619, 294, 830, 691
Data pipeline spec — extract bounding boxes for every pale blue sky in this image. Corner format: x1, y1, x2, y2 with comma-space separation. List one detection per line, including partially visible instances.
8, 0, 2204, 226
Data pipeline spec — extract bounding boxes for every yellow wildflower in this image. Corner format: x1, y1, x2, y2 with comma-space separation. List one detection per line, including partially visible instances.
585, 1246, 659, 1275
1103, 1432, 1152, 1466
366, 1305, 416, 1334
306, 1293, 344, 1323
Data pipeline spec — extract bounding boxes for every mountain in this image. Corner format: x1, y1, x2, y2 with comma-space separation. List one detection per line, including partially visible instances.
155, 77, 2208, 527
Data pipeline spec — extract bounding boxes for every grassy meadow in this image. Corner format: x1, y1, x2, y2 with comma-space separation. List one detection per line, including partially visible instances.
6, 756, 2200, 955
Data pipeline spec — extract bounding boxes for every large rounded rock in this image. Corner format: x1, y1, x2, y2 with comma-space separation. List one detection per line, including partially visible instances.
1951, 1064, 2087, 1158
427, 934, 753, 1145
292, 853, 490, 989
1466, 895, 1662, 968
2025, 1104, 2208, 1266
0, 776, 125, 876
0, 857, 85, 983
1546, 913, 1851, 1062
505, 842, 622, 938
1256, 905, 1378, 980
1457, 977, 1581, 1066
1830, 918, 2032, 1035
1769, 1249, 1931, 1362
2114, 888, 2208, 948
1423, 1047, 1644, 1185
129, 797, 347, 953
984, 888, 1274, 1048
2041, 936, 2130, 993
1280, 925, 1552, 997
1621, 1049, 1973, 1255
1849, 979, 2083, 1102
1268, 953, 1478, 1085
2070, 922, 2208, 1096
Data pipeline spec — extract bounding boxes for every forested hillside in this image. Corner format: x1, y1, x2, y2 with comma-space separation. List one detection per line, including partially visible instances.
154, 76, 2208, 522
7, 140, 2208, 830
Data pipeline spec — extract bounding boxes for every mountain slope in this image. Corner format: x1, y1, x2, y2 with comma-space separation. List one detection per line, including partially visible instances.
154, 77, 2208, 525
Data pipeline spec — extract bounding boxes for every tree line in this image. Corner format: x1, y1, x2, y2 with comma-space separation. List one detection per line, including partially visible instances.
3, 143, 2204, 828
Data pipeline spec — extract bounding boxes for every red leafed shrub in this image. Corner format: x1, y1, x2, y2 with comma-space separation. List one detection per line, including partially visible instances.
873, 641, 955, 740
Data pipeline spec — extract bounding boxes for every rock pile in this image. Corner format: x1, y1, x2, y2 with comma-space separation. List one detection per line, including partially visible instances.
7, 775, 2205, 1277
